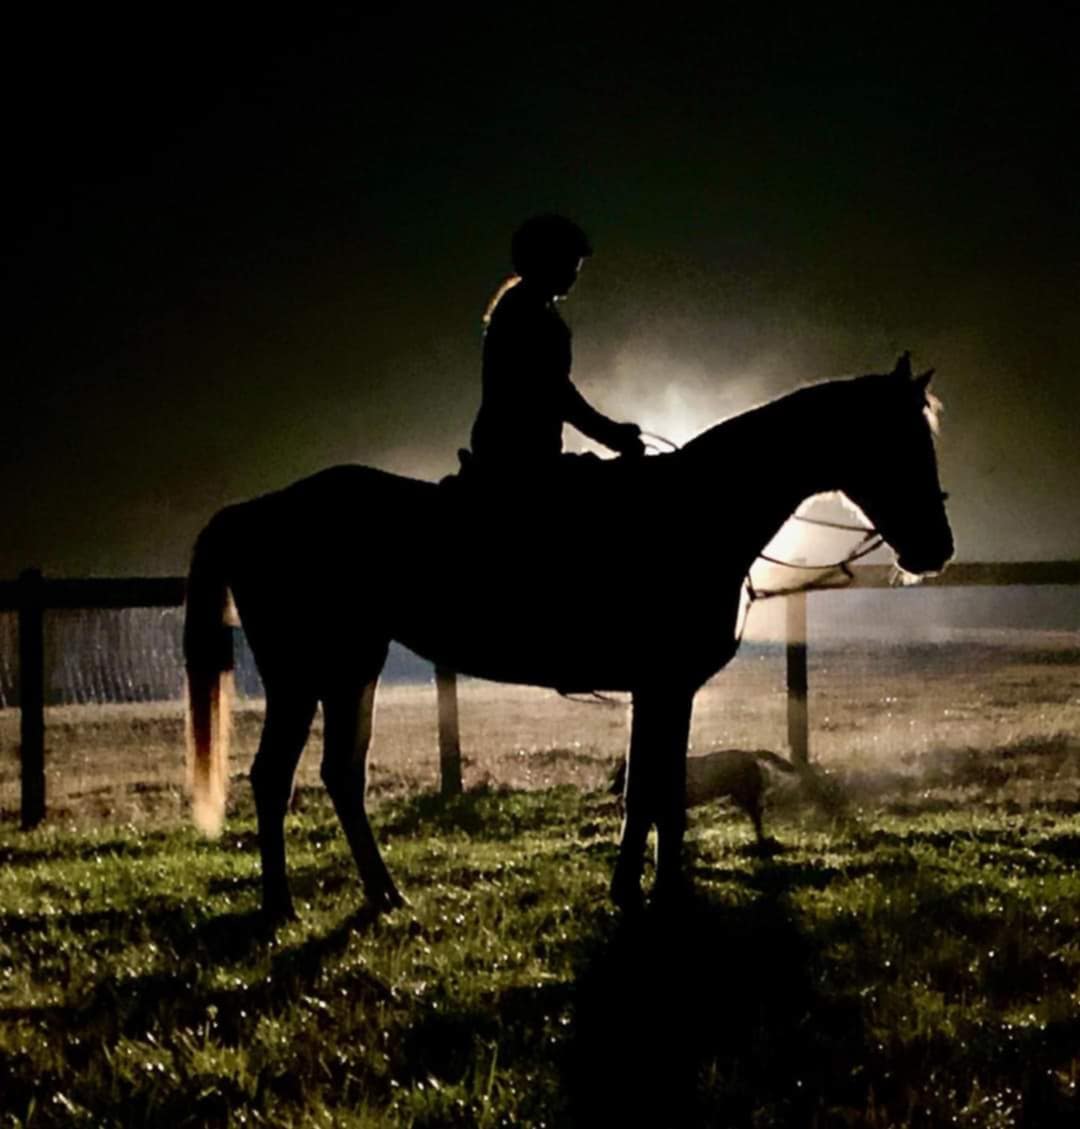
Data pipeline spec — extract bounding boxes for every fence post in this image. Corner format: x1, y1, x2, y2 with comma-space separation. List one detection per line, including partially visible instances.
786, 589, 808, 765
19, 568, 46, 829
436, 665, 463, 796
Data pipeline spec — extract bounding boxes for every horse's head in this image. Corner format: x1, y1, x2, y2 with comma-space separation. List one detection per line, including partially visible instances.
841, 353, 954, 577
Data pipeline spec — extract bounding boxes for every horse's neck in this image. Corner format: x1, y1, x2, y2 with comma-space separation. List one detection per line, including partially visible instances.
681, 386, 844, 557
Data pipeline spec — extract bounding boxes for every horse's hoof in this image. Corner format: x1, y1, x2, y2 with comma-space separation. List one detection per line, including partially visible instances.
610, 874, 644, 914
651, 874, 694, 910
368, 885, 408, 914
260, 898, 297, 931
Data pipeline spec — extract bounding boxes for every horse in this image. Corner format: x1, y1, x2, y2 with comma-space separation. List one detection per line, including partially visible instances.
184, 353, 953, 919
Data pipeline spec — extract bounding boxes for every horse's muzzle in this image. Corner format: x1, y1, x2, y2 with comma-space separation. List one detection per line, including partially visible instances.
897, 537, 955, 577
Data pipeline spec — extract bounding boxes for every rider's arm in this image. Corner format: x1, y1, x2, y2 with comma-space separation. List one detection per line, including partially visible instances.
562, 380, 642, 455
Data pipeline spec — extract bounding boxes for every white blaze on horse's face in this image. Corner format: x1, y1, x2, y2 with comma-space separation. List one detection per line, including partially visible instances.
844, 372, 954, 577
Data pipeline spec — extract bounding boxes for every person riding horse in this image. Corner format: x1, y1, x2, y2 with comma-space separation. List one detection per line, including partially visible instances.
186, 353, 953, 919
468, 215, 645, 481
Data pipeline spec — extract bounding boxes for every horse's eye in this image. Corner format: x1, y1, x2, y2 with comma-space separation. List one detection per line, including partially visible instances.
940, 492, 950, 501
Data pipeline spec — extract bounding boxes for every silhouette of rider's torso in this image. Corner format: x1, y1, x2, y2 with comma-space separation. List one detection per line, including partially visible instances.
470, 282, 572, 468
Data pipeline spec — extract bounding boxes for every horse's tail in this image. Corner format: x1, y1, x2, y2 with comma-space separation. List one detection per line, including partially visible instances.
183, 509, 237, 837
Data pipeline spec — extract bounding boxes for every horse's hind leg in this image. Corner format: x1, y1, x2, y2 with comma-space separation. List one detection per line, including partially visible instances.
322, 676, 404, 912
252, 685, 318, 921
743, 777, 767, 845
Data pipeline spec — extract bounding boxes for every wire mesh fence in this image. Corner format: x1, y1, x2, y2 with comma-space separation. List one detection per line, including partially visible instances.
0, 590, 1077, 826
0, 605, 435, 823
0, 613, 16, 711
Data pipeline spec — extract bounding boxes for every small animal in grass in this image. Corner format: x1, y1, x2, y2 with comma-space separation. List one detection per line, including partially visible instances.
609, 749, 798, 845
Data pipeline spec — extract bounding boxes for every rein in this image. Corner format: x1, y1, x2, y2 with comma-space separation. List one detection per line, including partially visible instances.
640, 430, 680, 454
751, 525, 884, 595
735, 518, 886, 649
730, 530, 880, 651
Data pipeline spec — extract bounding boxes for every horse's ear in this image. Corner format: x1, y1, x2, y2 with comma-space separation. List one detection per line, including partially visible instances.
914, 367, 935, 392
892, 352, 913, 379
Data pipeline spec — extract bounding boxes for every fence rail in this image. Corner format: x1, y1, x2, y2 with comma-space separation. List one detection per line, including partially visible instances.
4, 561, 1079, 829
0, 576, 186, 613
848, 560, 1080, 589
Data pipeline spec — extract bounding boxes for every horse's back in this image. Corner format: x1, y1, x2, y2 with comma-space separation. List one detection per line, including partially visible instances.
230, 465, 432, 549
211, 465, 434, 656
271, 464, 434, 518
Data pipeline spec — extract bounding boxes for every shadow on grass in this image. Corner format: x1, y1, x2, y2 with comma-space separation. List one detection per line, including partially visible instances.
0, 903, 390, 1124
560, 862, 1080, 1128
0, 903, 389, 1058
564, 874, 860, 1129
378, 785, 580, 842
0, 830, 176, 868
1037, 832, 1080, 860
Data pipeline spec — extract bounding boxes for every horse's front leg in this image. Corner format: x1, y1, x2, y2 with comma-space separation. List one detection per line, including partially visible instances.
322, 678, 404, 912
611, 687, 694, 909
653, 715, 694, 903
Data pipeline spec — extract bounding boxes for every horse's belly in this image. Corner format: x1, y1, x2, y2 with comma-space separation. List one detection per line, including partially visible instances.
393, 595, 617, 687
391, 572, 736, 692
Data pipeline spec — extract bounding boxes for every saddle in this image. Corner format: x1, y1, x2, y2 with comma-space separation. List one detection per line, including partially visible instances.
434, 450, 663, 599
440, 448, 644, 510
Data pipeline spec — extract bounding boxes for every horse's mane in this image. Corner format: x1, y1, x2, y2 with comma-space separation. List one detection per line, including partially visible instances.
923, 389, 943, 436
678, 376, 839, 462
681, 370, 942, 458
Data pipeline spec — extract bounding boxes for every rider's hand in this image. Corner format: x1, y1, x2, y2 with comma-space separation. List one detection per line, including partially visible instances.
611, 422, 646, 458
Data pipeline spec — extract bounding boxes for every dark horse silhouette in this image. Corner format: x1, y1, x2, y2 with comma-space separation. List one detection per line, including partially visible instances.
184, 354, 953, 919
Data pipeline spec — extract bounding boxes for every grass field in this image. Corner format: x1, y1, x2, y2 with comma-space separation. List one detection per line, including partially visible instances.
1, 636, 1079, 1126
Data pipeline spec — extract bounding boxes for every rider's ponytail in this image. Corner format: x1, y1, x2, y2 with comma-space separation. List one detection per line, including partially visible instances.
482, 275, 521, 326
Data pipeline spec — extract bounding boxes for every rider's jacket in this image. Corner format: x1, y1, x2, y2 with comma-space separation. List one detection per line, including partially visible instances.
470, 282, 624, 468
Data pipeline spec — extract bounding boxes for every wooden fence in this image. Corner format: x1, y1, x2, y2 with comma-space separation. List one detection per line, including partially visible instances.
3, 560, 1079, 829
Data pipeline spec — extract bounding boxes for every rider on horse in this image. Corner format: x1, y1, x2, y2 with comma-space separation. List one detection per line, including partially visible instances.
468, 215, 645, 479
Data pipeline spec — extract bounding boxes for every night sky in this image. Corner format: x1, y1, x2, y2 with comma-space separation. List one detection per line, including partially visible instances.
5, 10, 1077, 578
